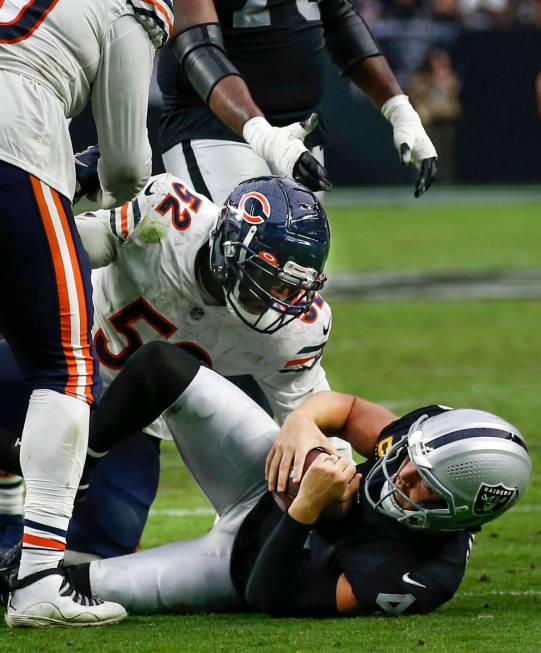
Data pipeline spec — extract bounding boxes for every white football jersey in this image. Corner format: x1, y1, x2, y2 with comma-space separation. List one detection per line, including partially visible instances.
76, 173, 333, 436
0, 0, 154, 204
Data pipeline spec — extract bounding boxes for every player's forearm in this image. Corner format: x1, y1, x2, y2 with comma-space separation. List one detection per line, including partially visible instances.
284, 392, 396, 457
93, 17, 154, 208
245, 513, 338, 616
347, 54, 403, 109
208, 76, 263, 136
75, 215, 117, 269
170, 9, 263, 137
284, 391, 357, 436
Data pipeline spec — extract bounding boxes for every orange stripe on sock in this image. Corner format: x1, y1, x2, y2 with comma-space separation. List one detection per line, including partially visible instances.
51, 189, 95, 404
30, 176, 79, 400
120, 202, 129, 240
23, 533, 66, 550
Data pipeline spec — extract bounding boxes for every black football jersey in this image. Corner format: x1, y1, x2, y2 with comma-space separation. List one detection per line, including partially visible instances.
231, 405, 474, 616
158, 0, 327, 150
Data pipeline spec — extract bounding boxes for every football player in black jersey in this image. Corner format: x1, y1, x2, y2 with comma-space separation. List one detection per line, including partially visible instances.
0, 340, 527, 617
161, 0, 438, 205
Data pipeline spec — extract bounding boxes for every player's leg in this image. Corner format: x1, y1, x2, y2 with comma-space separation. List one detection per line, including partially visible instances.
0, 162, 125, 626
75, 504, 247, 613
164, 365, 278, 517
65, 431, 161, 563
70, 362, 279, 612
0, 341, 29, 551
162, 138, 272, 206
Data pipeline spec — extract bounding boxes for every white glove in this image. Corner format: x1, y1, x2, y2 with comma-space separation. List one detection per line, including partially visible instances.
128, 0, 174, 50
243, 114, 332, 192
382, 94, 438, 197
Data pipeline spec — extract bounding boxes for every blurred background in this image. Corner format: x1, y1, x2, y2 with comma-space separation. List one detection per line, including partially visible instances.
71, 0, 541, 187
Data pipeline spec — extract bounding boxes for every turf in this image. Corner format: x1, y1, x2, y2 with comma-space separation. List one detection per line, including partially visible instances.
2, 199, 540, 651
326, 203, 541, 273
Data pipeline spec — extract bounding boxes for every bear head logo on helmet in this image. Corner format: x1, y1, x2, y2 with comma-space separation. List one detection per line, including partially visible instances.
210, 176, 330, 334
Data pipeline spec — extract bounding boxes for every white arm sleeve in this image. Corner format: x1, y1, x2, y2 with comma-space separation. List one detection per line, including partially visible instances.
92, 15, 154, 209
75, 211, 117, 269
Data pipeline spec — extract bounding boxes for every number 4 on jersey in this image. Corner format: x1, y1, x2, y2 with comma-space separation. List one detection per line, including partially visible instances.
0, 0, 60, 44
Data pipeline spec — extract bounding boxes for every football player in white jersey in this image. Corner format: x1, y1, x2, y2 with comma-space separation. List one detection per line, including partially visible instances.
0, 0, 174, 627
0, 174, 347, 564
79, 173, 333, 425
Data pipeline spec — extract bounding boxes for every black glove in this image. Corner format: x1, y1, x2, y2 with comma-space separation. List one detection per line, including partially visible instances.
293, 152, 333, 193
74, 145, 101, 204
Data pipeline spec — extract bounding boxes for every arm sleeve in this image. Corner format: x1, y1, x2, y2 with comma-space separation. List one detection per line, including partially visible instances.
75, 211, 118, 268
245, 513, 340, 617
92, 15, 154, 209
319, 0, 382, 75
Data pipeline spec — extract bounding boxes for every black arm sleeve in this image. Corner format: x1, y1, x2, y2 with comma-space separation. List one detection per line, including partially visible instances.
319, 0, 382, 75
89, 341, 201, 454
171, 23, 243, 104
245, 513, 340, 617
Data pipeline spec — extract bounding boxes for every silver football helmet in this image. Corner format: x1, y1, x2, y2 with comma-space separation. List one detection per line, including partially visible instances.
364, 408, 531, 531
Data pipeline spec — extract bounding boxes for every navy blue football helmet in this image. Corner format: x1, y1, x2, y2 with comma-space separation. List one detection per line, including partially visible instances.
210, 176, 330, 334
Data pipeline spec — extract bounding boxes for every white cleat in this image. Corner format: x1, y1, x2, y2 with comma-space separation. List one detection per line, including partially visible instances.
5, 568, 127, 628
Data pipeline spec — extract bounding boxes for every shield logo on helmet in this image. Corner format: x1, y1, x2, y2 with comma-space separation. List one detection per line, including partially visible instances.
239, 192, 271, 225
473, 482, 518, 515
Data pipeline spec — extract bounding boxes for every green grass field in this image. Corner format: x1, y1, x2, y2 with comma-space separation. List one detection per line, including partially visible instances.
3, 194, 540, 652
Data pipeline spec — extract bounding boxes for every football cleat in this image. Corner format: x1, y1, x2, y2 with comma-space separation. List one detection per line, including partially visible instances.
0, 542, 21, 606
5, 567, 127, 628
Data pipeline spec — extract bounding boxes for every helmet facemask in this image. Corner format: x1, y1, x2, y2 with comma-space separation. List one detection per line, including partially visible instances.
365, 416, 452, 531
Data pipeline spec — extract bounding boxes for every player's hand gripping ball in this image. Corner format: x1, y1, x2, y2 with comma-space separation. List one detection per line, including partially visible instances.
272, 447, 355, 522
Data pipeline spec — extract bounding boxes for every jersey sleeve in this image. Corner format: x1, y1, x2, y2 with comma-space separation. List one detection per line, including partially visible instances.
76, 174, 211, 266
256, 359, 330, 425
75, 210, 119, 269
255, 297, 332, 424
340, 534, 471, 616
75, 193, 146, 268
92, 15, 154, 209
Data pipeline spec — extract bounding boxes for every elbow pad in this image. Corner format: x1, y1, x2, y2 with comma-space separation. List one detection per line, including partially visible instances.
171, 23, 243, 104
320, 0, 382, 75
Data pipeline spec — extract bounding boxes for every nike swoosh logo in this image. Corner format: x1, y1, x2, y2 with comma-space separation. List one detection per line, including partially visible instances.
144, 181, 156, 196
402, 573, 427, 588
322, 321, 331, 336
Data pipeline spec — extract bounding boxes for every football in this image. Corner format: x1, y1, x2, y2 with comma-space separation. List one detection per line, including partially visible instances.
272, 447, 353, 522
